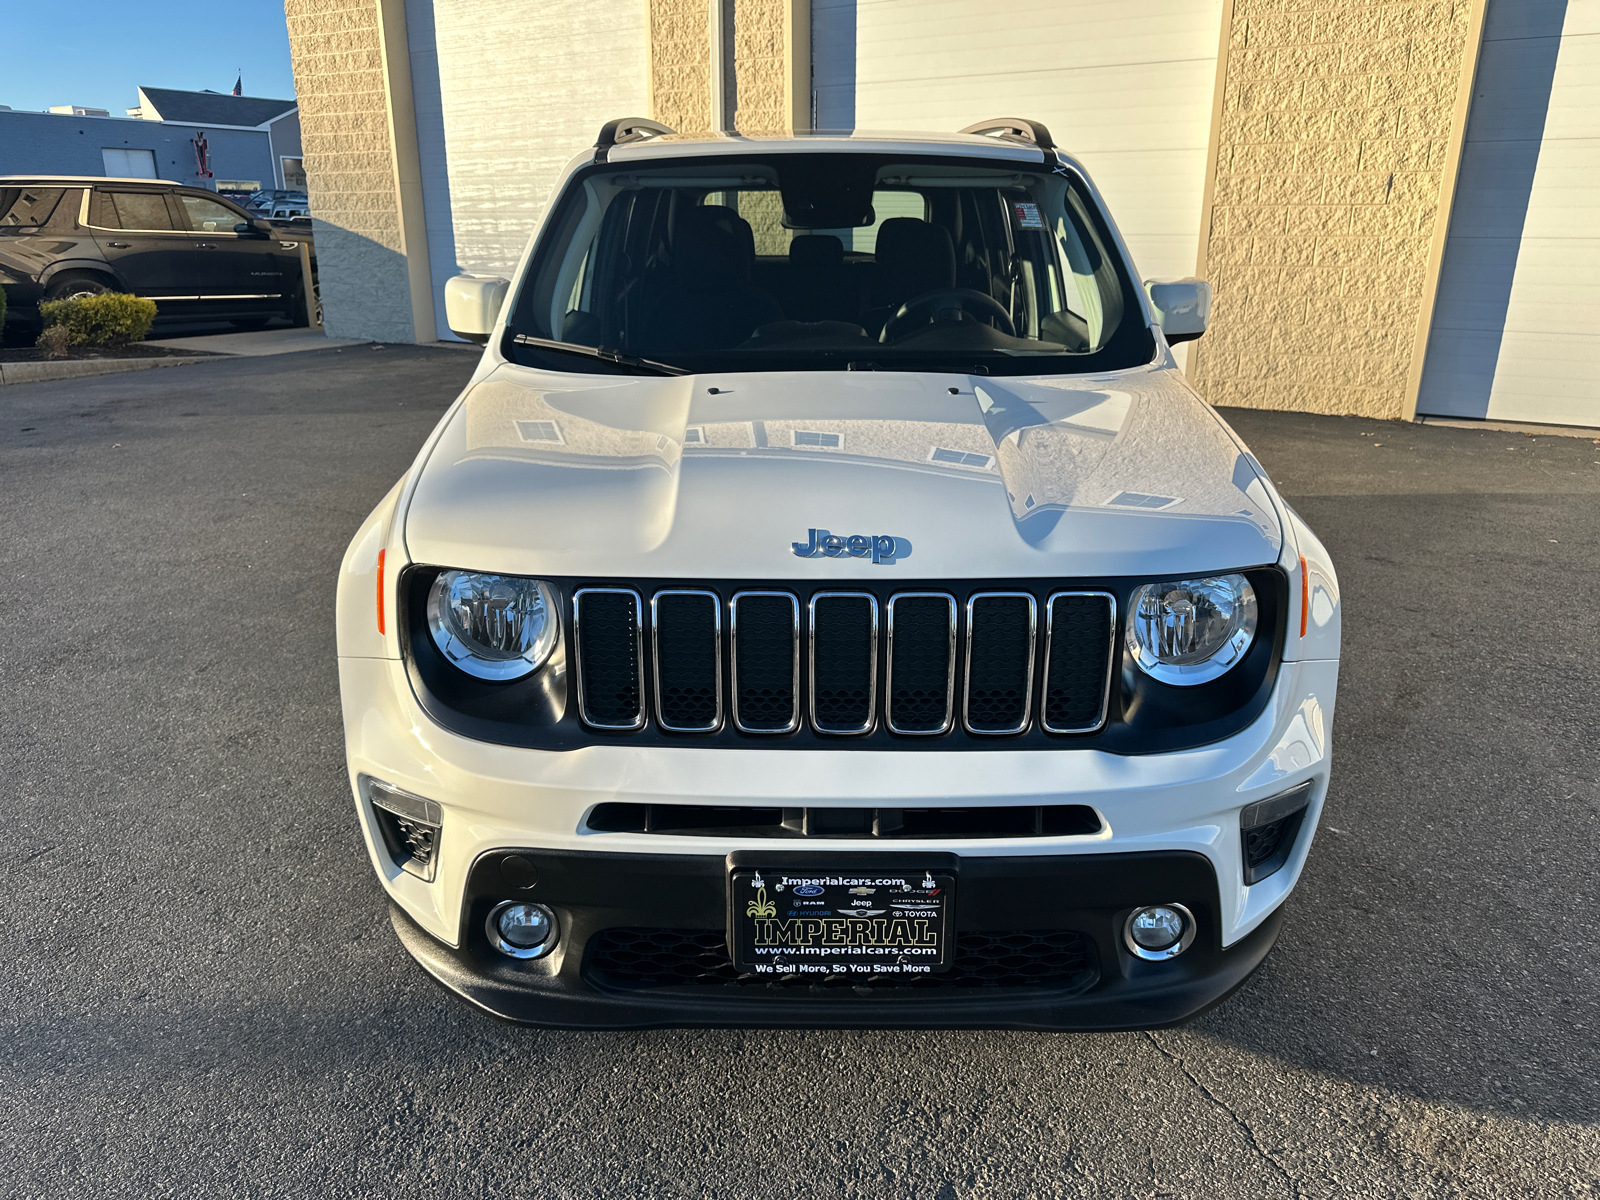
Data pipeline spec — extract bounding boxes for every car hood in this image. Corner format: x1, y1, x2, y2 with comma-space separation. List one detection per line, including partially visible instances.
402, 361, 1282, 581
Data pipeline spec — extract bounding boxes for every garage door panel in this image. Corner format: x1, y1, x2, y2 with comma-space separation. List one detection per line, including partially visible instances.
1419, 0, 1600, 426
1483, 0, 1598, 40
855, 0, 1221, 81
855, 61, 1219, 156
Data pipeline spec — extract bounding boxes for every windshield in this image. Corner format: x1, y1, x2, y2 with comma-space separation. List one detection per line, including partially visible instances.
503, 153, 1153, 376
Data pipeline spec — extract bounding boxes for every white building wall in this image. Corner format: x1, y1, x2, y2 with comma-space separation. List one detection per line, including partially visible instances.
426, 0, 649, 283
1418, 0, 1600, 428
838, 0, 1225, 286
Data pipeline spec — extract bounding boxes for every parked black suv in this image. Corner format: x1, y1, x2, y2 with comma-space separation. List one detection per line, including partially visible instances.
0, 175, 316, 332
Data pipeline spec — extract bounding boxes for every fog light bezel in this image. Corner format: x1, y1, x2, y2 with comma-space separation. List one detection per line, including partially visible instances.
1122, 903, 1196, 961
485, 900, 559, 960
364, 776, 443, 883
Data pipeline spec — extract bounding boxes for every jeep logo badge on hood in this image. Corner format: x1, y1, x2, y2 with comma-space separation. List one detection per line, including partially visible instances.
793, 529, 900, 563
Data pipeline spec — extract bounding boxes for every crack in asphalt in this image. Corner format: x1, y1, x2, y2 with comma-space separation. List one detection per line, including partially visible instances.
1145, 1031, 1306, 1199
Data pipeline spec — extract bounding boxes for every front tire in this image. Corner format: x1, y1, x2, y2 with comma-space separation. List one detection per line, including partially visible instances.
44, 272, 114, 303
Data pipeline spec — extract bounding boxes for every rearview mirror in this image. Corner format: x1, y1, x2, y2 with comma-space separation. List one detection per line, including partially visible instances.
1144, 278, 1211, 344
445, 274, 510, 345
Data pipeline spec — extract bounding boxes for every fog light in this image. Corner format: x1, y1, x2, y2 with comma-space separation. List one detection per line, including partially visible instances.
1123, 903, 1196, 961
486, 900, 558, 960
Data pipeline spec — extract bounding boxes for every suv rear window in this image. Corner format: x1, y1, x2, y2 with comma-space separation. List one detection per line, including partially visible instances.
0, 187, 65, 230
90, 190, 176, 231
505, 152, 1152, 376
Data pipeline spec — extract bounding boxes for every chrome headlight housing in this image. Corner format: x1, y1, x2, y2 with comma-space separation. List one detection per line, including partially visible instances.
1125, 574, 1257, 686
426, 570, 560, 681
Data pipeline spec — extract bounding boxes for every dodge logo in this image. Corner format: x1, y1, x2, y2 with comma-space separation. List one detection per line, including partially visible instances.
792, 528, 900, 564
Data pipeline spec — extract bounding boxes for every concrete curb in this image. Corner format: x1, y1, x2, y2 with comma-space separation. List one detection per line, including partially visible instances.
0, 357, 195, 387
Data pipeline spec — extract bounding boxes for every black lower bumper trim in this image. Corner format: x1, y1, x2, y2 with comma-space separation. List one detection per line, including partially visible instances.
384, 847, 1286, 1031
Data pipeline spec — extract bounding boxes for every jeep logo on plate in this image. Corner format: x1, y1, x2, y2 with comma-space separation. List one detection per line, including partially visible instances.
792, 528, 900, 564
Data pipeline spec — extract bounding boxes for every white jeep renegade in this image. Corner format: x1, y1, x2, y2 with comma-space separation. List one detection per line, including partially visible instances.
335, 118, 1341, 1029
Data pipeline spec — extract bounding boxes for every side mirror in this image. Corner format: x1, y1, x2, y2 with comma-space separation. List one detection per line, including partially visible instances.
235, 220, 271, 238
1144, 277, 1211, 344
445, 274, 510, 345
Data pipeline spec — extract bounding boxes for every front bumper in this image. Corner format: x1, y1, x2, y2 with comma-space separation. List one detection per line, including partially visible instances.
391, 847, 1286, 1030
339, 653, 1336, 1029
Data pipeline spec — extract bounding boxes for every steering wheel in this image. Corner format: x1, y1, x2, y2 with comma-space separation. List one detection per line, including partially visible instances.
879, 288, 1016, 343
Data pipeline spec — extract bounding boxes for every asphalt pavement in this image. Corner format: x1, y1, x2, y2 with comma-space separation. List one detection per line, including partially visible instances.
2, 348, 1596, 1199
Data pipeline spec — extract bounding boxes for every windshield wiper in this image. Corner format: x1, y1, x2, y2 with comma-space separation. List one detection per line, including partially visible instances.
511, 334, 687, 376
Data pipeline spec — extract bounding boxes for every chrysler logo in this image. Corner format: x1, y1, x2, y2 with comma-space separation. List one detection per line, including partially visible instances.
792, 528, 900, 564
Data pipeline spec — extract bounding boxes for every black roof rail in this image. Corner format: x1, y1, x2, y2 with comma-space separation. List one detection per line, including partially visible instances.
958, 118, 1056, 152
595, 117, 676, 163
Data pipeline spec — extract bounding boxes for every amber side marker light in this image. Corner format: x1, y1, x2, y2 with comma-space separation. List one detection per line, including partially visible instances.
1298, 553, 1308, 638
377, 548, 387, 635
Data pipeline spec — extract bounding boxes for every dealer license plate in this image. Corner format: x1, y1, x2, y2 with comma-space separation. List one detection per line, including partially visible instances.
728, 868, 955, 977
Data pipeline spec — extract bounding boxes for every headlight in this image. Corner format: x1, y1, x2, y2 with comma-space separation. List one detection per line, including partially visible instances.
426, 570, 560, 681
1125, 574, 1257, 686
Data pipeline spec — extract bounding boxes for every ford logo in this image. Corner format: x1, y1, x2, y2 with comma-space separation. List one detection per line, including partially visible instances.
792, 884, 825, 897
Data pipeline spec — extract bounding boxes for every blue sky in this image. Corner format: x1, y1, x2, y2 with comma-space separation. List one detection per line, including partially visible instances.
3, 0, 295, 115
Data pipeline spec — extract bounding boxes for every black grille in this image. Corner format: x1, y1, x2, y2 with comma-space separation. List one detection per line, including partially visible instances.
887, 593, 955, 733
1042, 592, 1115, 732
731, 592, 799, 732
965, 593, 1036, 734
585, 928, 1098, 993
566, 584, 1116, 740
810, 593, 877, 733
574, 589, 643, 728
652, 590, 720, 731
586, 802, 1102, 838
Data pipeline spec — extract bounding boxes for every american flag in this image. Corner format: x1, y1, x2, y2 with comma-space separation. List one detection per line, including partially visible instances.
232, 74, 242, 97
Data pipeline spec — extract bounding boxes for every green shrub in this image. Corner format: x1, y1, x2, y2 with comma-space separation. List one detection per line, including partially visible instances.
39, 292, 157, 347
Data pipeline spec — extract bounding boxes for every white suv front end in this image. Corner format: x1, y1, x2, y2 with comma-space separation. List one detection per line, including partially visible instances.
335, 121, 1340, 1029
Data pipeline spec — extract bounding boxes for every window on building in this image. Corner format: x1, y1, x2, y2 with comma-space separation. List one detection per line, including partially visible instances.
281, 157, 306, 190
101, 148, 158, 178
91, 190, 176, 231
178, 193, 242, 233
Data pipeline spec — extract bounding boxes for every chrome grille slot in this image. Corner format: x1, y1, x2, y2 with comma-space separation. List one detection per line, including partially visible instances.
573, 588, 645, 730
651, 589, 722, 732
886, 592, 956, 734
808, 592, 878, 734
730, 591, 801, 733
1041, 591, 1116, 733
964, 592, 1037, 735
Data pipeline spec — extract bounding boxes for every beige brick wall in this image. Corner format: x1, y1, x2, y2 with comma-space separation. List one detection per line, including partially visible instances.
1190, 0, 1476, 419
649, 0, 798, 134
733, 0, 788, 133
287, 0, 417, 343
650, 0, 712, 133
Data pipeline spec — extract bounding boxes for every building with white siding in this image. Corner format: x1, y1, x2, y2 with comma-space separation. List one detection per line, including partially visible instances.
284, 0, 1597, 430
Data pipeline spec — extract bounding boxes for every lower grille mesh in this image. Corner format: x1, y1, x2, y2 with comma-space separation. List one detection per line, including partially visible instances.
585, 927, 1099, 993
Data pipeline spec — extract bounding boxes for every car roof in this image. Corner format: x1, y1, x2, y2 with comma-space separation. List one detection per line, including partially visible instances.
605, 129, 1054, 166
0, 175, 185, 186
